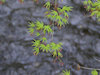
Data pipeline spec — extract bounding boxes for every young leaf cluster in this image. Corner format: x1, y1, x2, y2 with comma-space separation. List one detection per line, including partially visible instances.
32, 39, 63, 58
83, 0, 100, 21
63, 70, 70, 75
44, 1, 51, 10
50, 42, 63, 57
28, 21, 53, 35
45, 1, 73, 27
28, 20, 63, 58
28, 0, 71, 59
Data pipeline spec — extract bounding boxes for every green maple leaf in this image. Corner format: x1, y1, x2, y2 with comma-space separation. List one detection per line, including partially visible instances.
63, 70, 70, 75
51, 10, 58, 16
28, 22, 35, 34
40, 44, 46, 52
52, 15, 56, 19
91, 11, 98, 16
50, 42, 56, 50
43, 25, 53, 34
40, 44, 50, 52
41, 37, 47, 43
44, 44, 50, 52
87, 6, 91, 10
56, 16, 62, 21
62, 6, 73, 12
51, 42, 62, 57
28, 22, 35, 28
58, 52, 63, 57
58, 21, 63, 26
46, 14, 52, 18
54, 43, 62, 51
64, 12, 69, 17
44, 1, 51, 10
28, 28, 34, 34
33, 47, 39, 55
57, 8, 64, 13
52, 51, 57, 57
45, 11, 50, 14
32, 40, 40, 47
50, 42, 62, 51
91, 69, 98, 75
62, 18, 68, 24
36, 21, 44, 30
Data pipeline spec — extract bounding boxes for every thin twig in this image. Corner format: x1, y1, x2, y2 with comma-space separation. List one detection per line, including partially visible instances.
77, 64, 100, 71
94, 57, 100, 63
80, 66, 100, 71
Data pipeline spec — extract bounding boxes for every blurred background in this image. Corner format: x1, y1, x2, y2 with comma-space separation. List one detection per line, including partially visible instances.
0, 0, 100, 75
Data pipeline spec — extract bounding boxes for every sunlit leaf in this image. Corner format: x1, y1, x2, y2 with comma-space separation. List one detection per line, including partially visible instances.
91, 69, 98, 75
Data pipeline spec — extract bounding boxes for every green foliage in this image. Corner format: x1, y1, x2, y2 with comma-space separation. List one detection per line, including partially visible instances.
51, 10, 58, 16
28, 22, 35, 34
50, 42, 62, 51
83, 0, 100, 21
33, 47, 40, 55
33, 41, 63, 58
28, 0, 100, 74
28, 28, 34, 34
62, 6, 73, 12
45, 6, 72, 27
50, 42, 63, 57
28, 0, 72, 63
28, 21, 53, 35
62, 69, 99, 75
40, 44, 46, 51
41, 44, 50, 52
28, 20, 63, 58
63, 70, 70, 75
32, 40, 41, 55
58, 52, 63, 57
35, 21, 44, 30
32, 40, 40, 47
32, 41, 63, 58
83, 0, 92, 5
91, 69, 98, 75
29, 22, 35, 27
41, 37, 47, 43
44, 1, 51, 10
43, 25, 53, 34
